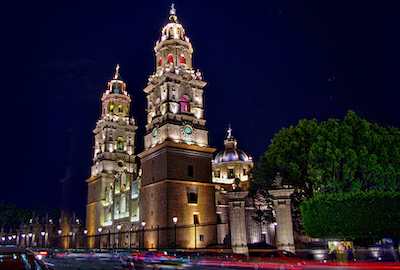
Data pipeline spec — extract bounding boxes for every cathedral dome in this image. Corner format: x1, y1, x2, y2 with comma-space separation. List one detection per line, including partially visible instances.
213, 126, 251, 165
214, 148, 249, 164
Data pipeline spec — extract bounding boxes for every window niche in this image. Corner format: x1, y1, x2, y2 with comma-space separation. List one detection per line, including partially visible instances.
188, 165, 194, 177
180, 96, 190, 112
228, 169, 235, 179
186, 186, 198, 204
117, 138, 124, 151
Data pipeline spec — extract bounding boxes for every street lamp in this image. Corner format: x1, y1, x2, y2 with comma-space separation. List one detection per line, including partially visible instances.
28, 233, 33, 247
68, 232, 73, 249
97, 228, 102, 250
41, 231, 45, 248
173, 217, 178, 249
83, 229, 88, 250
117, 225, 122, 248
141, 222, 146, 249
58, 230, 62, 249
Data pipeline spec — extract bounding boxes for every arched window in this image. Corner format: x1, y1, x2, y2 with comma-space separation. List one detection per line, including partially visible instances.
158, 57, 162, 66
117, 138, 124, 150
110, 104, 114, 113
118, 105, 123, 113
155, 97, 161, 115
180, 96, 190, 112
180, 54, 185, 64
168, 53, 173, 63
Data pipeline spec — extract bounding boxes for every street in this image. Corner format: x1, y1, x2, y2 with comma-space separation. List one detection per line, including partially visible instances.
44, 257, 400, 270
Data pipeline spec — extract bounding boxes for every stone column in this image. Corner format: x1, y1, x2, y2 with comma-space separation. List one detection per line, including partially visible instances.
226, 191, 248, 254
269, 188, 295, 253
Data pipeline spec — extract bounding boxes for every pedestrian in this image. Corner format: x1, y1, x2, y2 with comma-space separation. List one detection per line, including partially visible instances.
347, 246, 354, 264
338, 243, 348, 264
329, 245, 337, 264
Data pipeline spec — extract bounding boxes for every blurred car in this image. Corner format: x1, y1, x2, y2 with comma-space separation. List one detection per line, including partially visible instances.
296, 242, 329, 262
248, 249, 307, 265
0, 246, 53, 270
366, 244, 399, 262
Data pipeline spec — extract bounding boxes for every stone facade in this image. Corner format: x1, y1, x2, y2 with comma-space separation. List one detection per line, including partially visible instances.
85, 6, 297, 252
85, 66, 139, 249
138, 6, 217, 248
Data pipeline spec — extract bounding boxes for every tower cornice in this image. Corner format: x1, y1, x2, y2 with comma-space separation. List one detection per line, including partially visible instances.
138, 140, 216, 159
144, 72, 207, 94
154, 38, 193, 54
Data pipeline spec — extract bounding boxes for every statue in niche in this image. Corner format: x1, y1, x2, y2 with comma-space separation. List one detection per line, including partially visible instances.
115, 198, 120, 214
115, 179, 120, 192
131, 180, 139, 199
275, 172, 283, 188
234, 178, 242, 190
121, 193, 126, 213
109, 183, 113, 203
121, 171, 127, 187
105, 187, 110, 203
107, 207, 112, 222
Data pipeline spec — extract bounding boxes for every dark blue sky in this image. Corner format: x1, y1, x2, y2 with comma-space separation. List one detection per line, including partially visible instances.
4, 0, 398, 220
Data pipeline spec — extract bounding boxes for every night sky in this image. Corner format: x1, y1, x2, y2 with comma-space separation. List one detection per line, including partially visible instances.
4, 1, 398, 221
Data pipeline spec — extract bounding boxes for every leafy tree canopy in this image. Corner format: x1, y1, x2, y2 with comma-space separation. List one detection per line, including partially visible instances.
301, 190, 400, 239
255, 110, 400, 199
0, 202, 62, 232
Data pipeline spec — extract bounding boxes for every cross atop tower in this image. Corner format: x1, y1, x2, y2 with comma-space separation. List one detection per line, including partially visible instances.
169, 3, 178, 22
114, 63, 120, 79
227, 125, 233, 139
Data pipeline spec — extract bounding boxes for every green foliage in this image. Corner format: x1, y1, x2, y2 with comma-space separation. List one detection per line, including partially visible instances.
251, 110, 400, 235
256, 111, 400, 197
0, 202, 62, 232
300, 190, 400, 239
0, 202, 33, 232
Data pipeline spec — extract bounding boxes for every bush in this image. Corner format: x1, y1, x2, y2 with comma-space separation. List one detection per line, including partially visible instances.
300, 190, 400, 239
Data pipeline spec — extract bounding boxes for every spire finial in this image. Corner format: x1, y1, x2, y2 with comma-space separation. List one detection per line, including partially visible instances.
227, 124, 232, 139
169, 3, 178, 22
114, 63, 120, 79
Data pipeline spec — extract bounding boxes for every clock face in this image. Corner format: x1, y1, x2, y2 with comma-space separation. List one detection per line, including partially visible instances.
184, 126, 192, 134
117, 160, 124, 168
153, 129, 158, 137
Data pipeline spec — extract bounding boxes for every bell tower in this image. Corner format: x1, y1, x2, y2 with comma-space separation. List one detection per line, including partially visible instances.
138, 5, 217, 249
86, 65, 139, 248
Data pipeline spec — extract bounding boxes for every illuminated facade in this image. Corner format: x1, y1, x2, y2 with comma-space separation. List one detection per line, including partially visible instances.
86, 66, 140, 248
138, 5, 217, 249
213, 127, 275, 252
212, 126, 253, 189
85, 6, 279, 251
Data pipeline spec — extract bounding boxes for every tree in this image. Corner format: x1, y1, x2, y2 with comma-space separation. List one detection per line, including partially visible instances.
251, 110, 400, 233
255, 111, 400, 196
0, 202, 62, 232
0, 202, 33, 232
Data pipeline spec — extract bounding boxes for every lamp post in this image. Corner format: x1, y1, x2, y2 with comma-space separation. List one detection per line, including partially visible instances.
28, 233, 33, 248
40, 231, 45, 248
21, 234, 25, 248
83, 230, 88, 250
117, 225, 122, 249
173, 217, 178, 249
57, 230, 62, 248
141, 222, 146, 250
68, 232, 73, 249
97, 228, 102, 250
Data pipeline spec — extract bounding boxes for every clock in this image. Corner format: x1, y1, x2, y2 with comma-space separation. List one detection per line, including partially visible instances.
153, 128, 158, 137
184, 125, 192, 135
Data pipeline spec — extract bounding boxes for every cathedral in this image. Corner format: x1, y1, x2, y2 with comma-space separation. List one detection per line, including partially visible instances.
85, 6, 281, 252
